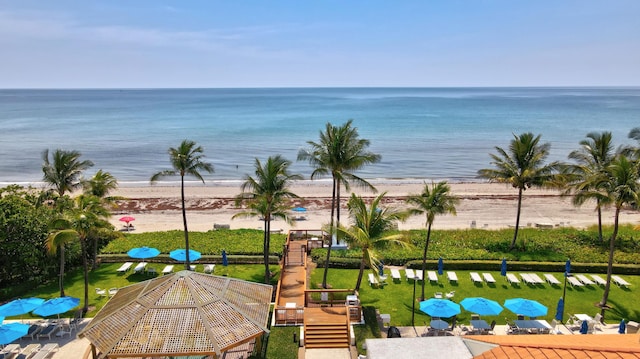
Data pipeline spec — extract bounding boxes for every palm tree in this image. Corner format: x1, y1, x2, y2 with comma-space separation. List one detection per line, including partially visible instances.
41, 148, 93, 295
566, 132, 616, 242
575, 155, 640, 318
297, 120, 381, 288
406, 181, 458, 300
82, 169, 119, 269
478, 132, 559, 250
336, 192, 408, 291
233, 155, 302, 284
151, 140, 214, 270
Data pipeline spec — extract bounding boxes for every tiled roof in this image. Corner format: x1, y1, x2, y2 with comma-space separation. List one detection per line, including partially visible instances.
469, 334, 640, 359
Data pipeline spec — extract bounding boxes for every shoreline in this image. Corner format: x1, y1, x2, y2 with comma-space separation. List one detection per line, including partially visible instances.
108, 182, 640, 233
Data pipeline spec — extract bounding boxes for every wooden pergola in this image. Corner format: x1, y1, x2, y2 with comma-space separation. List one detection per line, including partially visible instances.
78, 270, 273, 358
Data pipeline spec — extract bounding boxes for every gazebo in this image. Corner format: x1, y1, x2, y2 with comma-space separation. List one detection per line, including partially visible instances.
78, 270, 273, 358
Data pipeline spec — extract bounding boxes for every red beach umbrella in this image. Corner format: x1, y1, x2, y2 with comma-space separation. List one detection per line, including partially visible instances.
119, 216, 135, 224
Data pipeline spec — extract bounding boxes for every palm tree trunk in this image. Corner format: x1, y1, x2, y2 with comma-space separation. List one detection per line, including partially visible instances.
181, 175, 190, 270
59, 246, 66, 297
355, 255, 366, 291
599, 206, 619, 318
92, 238, 98, 270
597, 199, 603, 242
510, 187, 523, 250
321, 177, 338, 288
264, 216, 271, 284
81, 239, 89, 313
421, 222, 432, 301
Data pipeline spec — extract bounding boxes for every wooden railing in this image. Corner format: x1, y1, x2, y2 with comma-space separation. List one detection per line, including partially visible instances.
304, 289, 362, 323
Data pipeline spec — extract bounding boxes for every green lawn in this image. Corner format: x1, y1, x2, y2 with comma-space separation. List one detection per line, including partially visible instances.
311, 268, 639, 326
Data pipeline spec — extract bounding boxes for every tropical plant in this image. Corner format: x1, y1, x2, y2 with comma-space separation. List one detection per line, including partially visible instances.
577, 155, 640, 318
150, 140, 214, 269
565, 132, 616, 242
41, 149, 93, 295
477, 132, 559, 250
82, 169, 119, 269
405, 181, 458, 300
46, 194, 113, 312
234, 155, 302, 284
336, 192, 408, 291
297, 120, 381, 288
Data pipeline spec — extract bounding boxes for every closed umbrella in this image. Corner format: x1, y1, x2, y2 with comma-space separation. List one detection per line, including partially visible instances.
554, 298, 564, 322
33, 297, 80, 318
460, 297, 503, 316
580, 319, 588, 334
222, 250, 228, 267
170, 249, 201, 262
565, 259, 571, 276
378, 261, 385, 277
127, 246, 160, 259
419, 298, 461, 318
0, 298, 45, 317
504, 298, 548, 318
0, 322, 29, 345
619, 319, 626, 334
500, 259, 507, 277
437, 257, 444, 275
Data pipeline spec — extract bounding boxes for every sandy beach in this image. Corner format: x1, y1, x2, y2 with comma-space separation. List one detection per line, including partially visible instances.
110, 181, 640, 233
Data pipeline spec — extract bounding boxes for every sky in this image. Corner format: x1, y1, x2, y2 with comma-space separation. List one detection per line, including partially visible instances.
0, 1, 639, 88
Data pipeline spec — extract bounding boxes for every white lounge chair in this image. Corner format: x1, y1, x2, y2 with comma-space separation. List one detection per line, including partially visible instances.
427, 271, 438, 283
482, 273, 496, 284
108, 288, 119, 297
368, 273, 380, 287
204, 264, 215, 273
591, 274, 607, 286
95, 287, 107, 298
133, 262, 147, 274
529, 273, 545, 284
390, 268, 401, 281
520, 273, 534, 285
116, 262, 133, 273
576, 274, 595, 285
567, 276, 584, 287
37, 323, 59, 340
447, 271, 458, 283
22, 323, 44, 340
405, 268, 415, 281
506, 273, 520, 285
0, 344, 21, 357
162, 265, 174, 274
445, 291, 455, 299
470, 272, 482, 283
434, 292, 443, 299
612, 275, 631, 287
15, 344, 41, 359
544, 273, 561, 285
30, 343, 58, 359
415, 270, 424, 281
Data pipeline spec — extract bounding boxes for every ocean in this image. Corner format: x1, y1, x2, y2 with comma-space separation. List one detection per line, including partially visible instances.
1, 87, 639, 186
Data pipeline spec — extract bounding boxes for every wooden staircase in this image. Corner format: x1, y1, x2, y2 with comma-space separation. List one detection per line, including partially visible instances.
303, 307, 350, 349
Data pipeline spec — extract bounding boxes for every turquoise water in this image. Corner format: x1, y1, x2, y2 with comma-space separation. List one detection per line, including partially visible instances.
1, 87, 639, 184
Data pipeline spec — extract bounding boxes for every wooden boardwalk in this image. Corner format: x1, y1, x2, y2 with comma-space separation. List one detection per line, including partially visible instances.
276, 240, 307, 307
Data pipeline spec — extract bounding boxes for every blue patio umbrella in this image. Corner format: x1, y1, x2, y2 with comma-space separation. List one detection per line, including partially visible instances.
580, 319, 588, 334
378, 261, 385, 277
504, 298, 548, 318
0, 298, 45, 317
222, 250, 228, 266
619, 319, 626, 334
292, 207, 307, 213
460, 297, 503, 316
554, 298, 564, 322
500, 259, 507, 277
0, 322, 29, 345
32, 297, 80, 318
419, 298, 461, 318
565, 259, 571, 277
170, 249, 201, 262
127, 246, 160, 259
437, 257, 444, 275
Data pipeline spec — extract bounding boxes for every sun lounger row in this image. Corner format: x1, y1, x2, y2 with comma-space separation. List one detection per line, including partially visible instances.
1, 343, 41, 359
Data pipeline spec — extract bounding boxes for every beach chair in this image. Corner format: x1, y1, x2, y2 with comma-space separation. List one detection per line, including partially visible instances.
590, 274, 607, 286
612, 275, 631, 288
529, 273, 544, 284
21, 323, 43, 340
575, 274, 595, 285
447, 271, 458, 283
162, 265, 174, 274
133, 262, 147, 274
69, 310, 83, 331
567, 276, 583, 287
108, 288, 119, 297
146, 267, 157, 276
14, 344, 41, 359
390, 268, 401, 281
95, 287, 107, 298
434, 292, 443, 299
427, 271, 438, 283
520, 273, 534, 285
470, 272, 482, 283
445, 291, 455, 299
482, 273, 496, 284
204, 264, 215, 274
368, 273, 380, 287
116, 262, 133, 273
37, 323, 59, 340
506, 273, 520, 285
0, 344, 21, 359
30, 343, 58, 359
405, 268, 415, 281
543, 273, 561, 285
415, 270, 424, 281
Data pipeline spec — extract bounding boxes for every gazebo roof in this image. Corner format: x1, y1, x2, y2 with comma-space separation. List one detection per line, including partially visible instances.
79, 270, 273, 358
